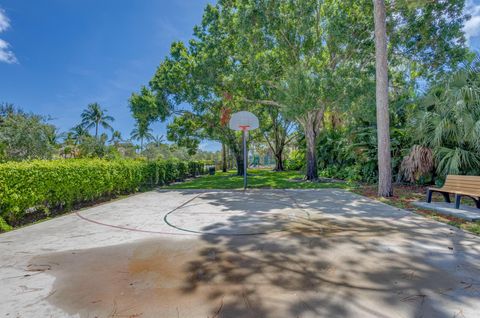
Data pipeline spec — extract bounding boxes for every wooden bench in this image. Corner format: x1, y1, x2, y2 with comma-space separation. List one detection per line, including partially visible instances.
427, 175, 480, 209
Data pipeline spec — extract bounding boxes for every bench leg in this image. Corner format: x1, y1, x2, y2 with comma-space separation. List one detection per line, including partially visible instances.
441, 192, 451, 203
455, 194, 462, 209
426, 189, 433, 203
471, 197, 480, 209
426, 190, 451, 203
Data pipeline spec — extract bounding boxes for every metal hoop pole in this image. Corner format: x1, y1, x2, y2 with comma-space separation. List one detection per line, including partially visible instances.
243, 129, 247, 190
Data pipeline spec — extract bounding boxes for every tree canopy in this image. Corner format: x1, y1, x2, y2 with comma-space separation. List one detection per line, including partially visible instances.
130, 0, 470, 180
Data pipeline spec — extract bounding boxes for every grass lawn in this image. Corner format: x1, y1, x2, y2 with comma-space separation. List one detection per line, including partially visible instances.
166, 169, 351, 190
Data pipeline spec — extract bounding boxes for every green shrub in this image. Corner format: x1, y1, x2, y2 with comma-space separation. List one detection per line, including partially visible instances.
285, 150, 305, 171
319, 164, 362, 182
177, 161, 188, 180
0, 216, 12, 232
188, 161, 200, 177
164, 160, 178, 183
144, 160, 167, 186
198, 161, 211, 174
0, 158, 205, 230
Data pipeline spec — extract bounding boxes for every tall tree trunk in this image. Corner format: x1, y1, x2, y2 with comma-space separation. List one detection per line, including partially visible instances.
222, 142, 227, 172
95, 124, 99, 138
235, 151, 244, 176
301, 110, 324, 181
140, 138, 143, 153
373, 0, 393, 197
274, 149, 284, 171
225, 131, 244, 176
226, 146, 231, 169
229, 148, 234, 170
305, 123, 318, 181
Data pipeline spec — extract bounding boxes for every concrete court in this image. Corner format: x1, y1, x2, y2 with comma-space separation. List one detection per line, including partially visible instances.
413, 201, 480, 222
1, 189, 480, 318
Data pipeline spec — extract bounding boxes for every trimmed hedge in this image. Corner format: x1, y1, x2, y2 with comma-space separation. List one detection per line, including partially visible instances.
0, 159, 206, 231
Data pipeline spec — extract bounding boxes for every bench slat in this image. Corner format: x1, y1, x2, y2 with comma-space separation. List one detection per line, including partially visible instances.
446, 176, 480, 181
428, 175, 480, 208
445, 181, 480, 186
445, 180, 480, 185
430, 174, 480, 197
442, 176, 480, 195
444, 184, 480, 189
430, 188, 480, 197
434, 186, 480, 191
447, 174, 480, 178
447, 175, 480, 179
447, 178, 480, 182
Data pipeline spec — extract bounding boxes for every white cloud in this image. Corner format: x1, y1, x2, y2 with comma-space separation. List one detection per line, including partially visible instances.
464, 0, 480, 41
0, 39, 17, 63
0, 7, 17, 64
0, 8, 10, 32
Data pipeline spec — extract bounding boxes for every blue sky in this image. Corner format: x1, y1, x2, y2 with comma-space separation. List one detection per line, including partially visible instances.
0, 0, 480, 152
0, 0, 219, 150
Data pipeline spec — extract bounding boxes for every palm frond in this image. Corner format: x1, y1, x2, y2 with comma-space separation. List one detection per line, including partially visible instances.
415, 59, 480, 177
400, 145, 434, 182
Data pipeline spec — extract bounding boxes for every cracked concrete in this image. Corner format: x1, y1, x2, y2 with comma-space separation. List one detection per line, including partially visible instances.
1, 189, 479, 317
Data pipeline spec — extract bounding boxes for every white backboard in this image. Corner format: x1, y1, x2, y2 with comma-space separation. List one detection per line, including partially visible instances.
228, 111, 259, 131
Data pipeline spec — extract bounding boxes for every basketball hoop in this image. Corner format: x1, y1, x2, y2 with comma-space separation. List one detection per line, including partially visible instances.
228, 111, 259, 190
229, 111, 259, 131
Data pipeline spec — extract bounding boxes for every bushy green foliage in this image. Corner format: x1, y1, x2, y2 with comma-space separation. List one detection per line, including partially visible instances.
0, 159, 206, 231
76, 134, 110, 158
285, 149, 305, 171
0, 104, 57, 162
188, 161, 200, 177
319, 165, 363, 182
164, 160, 179, 183
177, 161, 188, 180
415, 61, 480, 177
316, 118, 412, 183
143, 160, 166, 186
0, 216, 11, 231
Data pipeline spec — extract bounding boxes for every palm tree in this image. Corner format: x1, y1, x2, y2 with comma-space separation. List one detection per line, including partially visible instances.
0, 102, 17, 119
414, 60, 480, 177
46, 127, 65, 146
373, 0, 393, 197
80, 103, 114, 138
109, 130, 123, 146
131, 122, 154, 152
151, 134, 165, 147
69, 124, 90, 145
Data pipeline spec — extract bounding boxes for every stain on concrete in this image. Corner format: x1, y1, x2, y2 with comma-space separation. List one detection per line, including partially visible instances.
9, 190, 478, 317
30, 239, 213, 317
28, 221, 478, 318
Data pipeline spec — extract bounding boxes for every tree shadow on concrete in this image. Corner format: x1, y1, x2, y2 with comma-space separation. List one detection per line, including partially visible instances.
177, 189, 480, 317
25, 189, 480, 317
